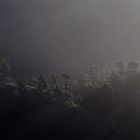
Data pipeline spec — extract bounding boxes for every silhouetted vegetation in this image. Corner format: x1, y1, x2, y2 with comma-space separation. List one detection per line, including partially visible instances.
1, 57, 140, 139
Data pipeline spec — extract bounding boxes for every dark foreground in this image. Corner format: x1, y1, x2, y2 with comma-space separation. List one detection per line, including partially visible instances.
0, 84, 139, 140
1, 60, 140, 139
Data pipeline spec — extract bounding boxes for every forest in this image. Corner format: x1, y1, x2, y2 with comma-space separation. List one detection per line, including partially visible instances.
1, 57, 140, 139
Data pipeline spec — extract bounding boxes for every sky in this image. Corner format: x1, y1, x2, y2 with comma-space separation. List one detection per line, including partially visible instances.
1, 0, 140, 77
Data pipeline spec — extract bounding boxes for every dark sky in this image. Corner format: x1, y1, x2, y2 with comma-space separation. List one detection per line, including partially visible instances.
1, 0, 140, 77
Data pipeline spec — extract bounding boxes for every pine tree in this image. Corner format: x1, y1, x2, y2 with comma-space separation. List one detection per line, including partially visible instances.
36, 74, 47, 93
0, 57, 11, 83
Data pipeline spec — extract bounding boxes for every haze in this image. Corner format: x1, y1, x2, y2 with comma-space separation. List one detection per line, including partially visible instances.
0, 0, 140, 77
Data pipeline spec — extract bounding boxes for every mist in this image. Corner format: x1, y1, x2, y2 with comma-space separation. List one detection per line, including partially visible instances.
1, 0, 140, 77
2, 1, 140, 139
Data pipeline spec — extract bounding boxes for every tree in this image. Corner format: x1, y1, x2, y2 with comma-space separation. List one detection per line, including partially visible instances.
84, 65, 111, 88
89, 65, 100, 88
0, 57, 11, 83
114, 61, 125, 75
61, 74, 76, 106
127, 61, 139, 73
36, 74, 47, 93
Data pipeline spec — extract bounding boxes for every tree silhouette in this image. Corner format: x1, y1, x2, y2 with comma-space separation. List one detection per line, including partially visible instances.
0, 57, 11, 83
